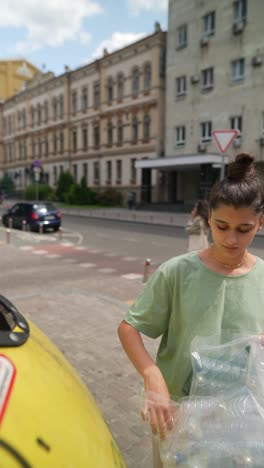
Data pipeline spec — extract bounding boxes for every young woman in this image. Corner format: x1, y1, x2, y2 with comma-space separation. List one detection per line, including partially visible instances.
118, 153, 264, 467
185, 199, 210, 251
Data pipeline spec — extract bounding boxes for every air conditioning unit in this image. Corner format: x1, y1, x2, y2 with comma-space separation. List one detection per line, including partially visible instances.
200, 36, 209, 47
233, 137, 241, 148
232, 21, 245, 34
252, 55, 262, 67
259, 136, 264, 146
197, 143, 207, 153
191, 75, 200, 84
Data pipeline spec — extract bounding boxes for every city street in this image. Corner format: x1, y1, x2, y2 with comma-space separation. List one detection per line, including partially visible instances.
0, 215, 264, 467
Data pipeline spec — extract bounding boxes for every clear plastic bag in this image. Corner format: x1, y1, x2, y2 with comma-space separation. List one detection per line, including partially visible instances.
142, 332, 264, 467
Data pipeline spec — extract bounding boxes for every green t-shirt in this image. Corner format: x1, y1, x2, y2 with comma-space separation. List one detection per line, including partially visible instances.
124, 251, 264, 399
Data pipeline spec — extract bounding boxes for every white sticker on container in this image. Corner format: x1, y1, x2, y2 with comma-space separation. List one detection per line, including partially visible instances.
0, 354, 16, 424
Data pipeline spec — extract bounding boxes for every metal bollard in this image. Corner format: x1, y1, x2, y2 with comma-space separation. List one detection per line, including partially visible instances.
6, 229, 10, 244
58, 226, 63, 241
143, 258, 151, 283
39, 222, 43, 234
22, 220, 27, 231
8, 217, 13, 229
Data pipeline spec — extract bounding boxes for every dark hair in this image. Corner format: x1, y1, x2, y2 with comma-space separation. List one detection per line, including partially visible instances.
194, 199, 210, 228
209, 152, 264, 213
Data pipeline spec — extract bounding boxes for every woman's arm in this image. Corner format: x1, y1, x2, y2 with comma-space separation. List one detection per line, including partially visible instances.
118, 320, 174, 438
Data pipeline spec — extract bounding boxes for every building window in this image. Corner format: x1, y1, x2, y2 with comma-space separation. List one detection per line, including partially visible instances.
132, 67, 140, 96
59, 131, 64, 153
202, 11, 215, 36
59, 95, 64, 118
93, 161, 100, 183
201, 67, 214, 90
177, 24, 187, 48
233, 0, 247, 23
72, 91, 77, 114
176, 126, 186, 146
53, 97, 57, 120
107, 77, 114, 103
201, 121, 212, 142
45, 137, 49, 157
143, 63, 151, 91
130, 158, 136, 182
117, 119, 123, 144
93, 82, 100, 109
72, 129, 77, 152
230, 116, 242, 135
53, 133, 57, 154
82, 163, 88, 184
107, 121, 113, 146
73, 164, 78, 183
106, 160, 112, 184
93, 124, 100, 148
44, 101, 49, 123
53, 166, 57, 185
231, 58, 245, 82
31, 107, 35, 127
81, 87, 88, 112
82, 127, 88, 150
37, 104, 41, 125
176, 76, 186, 97
132, 116, 138, 142
117, 73, 124, 100
116, 160, 122, 184
143, 115, 151, 141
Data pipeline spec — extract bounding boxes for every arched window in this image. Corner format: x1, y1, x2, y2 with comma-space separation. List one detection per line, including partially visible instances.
143, 114, 151, 140
132, 116, 138, 142
143, 63, 152, 91
117, 73, 124, 100
131, 67, 140, 96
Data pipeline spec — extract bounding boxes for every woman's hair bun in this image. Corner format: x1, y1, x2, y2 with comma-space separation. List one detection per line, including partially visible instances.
227, 152, 256, 181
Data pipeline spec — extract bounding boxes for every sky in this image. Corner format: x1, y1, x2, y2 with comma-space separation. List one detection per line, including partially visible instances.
0, 0, 168, 77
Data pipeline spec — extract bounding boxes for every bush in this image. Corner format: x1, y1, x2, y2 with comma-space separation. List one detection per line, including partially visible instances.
0, 173, 15, 194
96, 188, 123, 206
64, 182, 97, 205
24, 183, 55, 201
56, 171, 74, 202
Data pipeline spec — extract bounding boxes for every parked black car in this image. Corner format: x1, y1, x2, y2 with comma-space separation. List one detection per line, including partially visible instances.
2, 202, 61, 232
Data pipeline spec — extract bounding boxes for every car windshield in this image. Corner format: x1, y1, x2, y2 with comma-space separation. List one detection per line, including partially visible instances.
33, 203, 56, 214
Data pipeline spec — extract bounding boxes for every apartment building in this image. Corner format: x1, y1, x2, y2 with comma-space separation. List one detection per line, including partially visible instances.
0, 59, 40, 101
0, 24, 166, 205
137, 0, 264, 205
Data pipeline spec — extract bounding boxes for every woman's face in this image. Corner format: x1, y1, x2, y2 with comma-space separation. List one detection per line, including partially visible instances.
209, 204, 264, 259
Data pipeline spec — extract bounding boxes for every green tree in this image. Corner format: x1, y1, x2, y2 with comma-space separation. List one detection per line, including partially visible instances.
0, 173, 15, 194
24, 183, 55, 201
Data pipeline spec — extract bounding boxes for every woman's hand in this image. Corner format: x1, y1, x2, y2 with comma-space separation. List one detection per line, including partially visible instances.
142, 365, 175, 439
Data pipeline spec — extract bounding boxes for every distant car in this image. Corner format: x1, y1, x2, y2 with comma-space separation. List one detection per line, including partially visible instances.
2, 201, 61, 232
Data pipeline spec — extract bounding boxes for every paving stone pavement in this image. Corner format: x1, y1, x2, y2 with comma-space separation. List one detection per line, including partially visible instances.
0, 241, 159, 468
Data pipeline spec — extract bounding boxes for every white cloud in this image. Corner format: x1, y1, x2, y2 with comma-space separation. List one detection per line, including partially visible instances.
0, 0, 103, 52
128, 0, 168, 15
91, 32, 146, 59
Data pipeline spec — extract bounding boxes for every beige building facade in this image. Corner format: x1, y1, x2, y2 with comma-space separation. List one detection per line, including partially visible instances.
137, 0, 264, 206
0, 26, 166, 205
0, 59, 40, 101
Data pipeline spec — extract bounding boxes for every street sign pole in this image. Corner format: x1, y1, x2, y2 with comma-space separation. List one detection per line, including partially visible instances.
32, 160, 41, 201
212, 130, 238, 181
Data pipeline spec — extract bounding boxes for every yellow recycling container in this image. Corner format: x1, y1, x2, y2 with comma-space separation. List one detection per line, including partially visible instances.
0, 295, 126, 467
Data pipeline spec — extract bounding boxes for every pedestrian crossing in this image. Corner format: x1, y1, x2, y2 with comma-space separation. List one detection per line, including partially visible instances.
19, 243, 158, 281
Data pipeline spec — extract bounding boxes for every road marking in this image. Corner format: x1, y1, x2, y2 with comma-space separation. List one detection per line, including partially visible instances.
74, 246, 87, 250
122, 256, 139, 261
122, 273, 143, 280
89, 249, 103, 254
98, 267, 117, 274
19, 246, 33, 250
32, 250, 47, 255
79, 263, 96, 268
61, 242, 74, 247
46, 254, 61, 259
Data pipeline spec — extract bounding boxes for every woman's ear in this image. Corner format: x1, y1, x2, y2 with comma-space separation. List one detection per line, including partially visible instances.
257, 214, 264, 232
